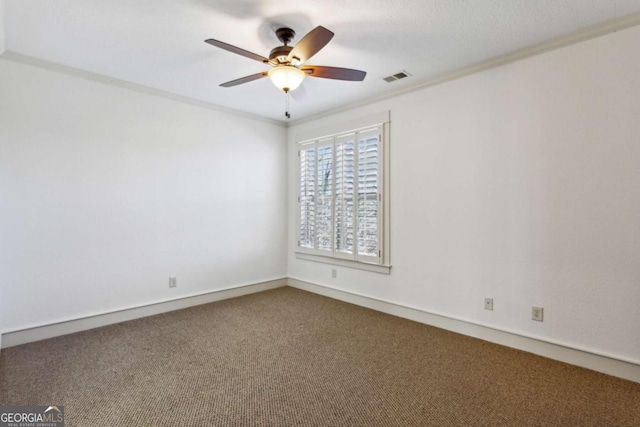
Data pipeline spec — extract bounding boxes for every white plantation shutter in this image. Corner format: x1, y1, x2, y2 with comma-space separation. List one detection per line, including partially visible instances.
298, 139, 333, 255
356, 129, 380, 262
299, 147, 316, 249
334, 134, 355, 258
298, 121, 386, 266
316, 140, 333, 252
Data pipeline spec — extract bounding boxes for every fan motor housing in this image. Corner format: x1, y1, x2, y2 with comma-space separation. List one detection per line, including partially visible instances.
269, 45, 293, 63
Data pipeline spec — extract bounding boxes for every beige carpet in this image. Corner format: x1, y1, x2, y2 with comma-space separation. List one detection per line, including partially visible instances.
1, 287, 639, 426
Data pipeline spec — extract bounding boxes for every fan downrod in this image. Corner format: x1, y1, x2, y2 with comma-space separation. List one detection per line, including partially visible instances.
275, 28, 296, 45
270, 28, 296, 63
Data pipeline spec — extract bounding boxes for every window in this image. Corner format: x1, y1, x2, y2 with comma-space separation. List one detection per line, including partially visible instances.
297, 120, 389, 270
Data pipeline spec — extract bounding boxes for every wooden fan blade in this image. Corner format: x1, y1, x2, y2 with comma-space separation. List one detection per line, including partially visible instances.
287, 26, 334, 64
205, 39, 270, 64
302, 66, 366, 81
220, 72, 267, 88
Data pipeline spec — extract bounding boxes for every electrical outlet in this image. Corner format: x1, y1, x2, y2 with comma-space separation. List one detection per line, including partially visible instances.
331, 268, 337, 279
169, 277, 177, 288
532, 306, 544, 322
484, 298, 493, 311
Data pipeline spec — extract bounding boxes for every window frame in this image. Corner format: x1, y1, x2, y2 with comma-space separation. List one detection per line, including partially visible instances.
295, 115, 391, 274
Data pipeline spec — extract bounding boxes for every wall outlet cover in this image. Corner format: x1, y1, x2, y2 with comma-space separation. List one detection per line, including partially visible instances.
484, 298, 494, 311
532, 306, 544, 322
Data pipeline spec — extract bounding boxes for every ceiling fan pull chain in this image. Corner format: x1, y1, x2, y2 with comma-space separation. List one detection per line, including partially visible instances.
285, 91, 291, 119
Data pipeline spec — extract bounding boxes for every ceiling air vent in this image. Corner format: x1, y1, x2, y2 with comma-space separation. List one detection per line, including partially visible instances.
383, 70, 412, 83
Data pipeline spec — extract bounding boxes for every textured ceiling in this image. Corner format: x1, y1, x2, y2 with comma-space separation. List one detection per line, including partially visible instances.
3, 0, 640, 122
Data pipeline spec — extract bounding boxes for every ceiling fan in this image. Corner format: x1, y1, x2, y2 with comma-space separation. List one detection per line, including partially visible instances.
204, 26, 367, 94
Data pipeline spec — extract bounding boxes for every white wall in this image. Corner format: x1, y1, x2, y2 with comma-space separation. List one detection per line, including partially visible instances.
288, 25, 640, 364
0, 59, 288, 333
0, 0, 5, 55
2, 20, 639, 369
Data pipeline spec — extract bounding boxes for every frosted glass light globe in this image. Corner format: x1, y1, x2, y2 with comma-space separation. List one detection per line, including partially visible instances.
268, 66, 306, 92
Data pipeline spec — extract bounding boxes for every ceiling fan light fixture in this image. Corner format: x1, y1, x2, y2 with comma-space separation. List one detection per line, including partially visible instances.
268, 66, 305, 92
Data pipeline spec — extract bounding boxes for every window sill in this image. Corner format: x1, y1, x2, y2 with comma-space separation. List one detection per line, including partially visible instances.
295, 252, 391, 274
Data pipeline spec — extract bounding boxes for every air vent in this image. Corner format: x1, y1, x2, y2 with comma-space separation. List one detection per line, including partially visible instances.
383, 70, 412, 82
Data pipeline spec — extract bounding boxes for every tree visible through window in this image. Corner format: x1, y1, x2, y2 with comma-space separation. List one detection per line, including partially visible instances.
298, 126, 384, 265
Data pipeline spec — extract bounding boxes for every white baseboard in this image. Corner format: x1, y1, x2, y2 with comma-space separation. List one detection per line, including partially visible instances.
288, 278, 640, 384
1, 278, 287, 349
4, 276, 638, 384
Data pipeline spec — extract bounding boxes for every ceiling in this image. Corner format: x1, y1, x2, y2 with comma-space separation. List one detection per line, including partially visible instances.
3, 0, 640, 122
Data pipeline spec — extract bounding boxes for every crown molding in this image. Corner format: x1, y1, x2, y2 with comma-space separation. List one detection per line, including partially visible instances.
0, 50, 287, 128
289, 12, 640, 127
2, 12, 640, 128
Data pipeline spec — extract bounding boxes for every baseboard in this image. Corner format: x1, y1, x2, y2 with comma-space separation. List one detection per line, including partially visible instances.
4, 276, 638, 384
287, 278, 640, 384
1, 278, 287, 349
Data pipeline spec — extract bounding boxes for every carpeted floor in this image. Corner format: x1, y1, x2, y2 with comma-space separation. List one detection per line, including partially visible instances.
1, 287, 639, 426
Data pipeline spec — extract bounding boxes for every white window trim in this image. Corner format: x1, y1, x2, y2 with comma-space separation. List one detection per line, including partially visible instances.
295, 112, 391, 274
295, 252, 391, 274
